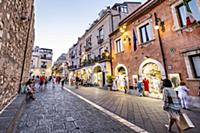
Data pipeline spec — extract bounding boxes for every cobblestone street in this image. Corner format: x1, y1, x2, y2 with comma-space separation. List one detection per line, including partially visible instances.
14, 84, 136, 133
66, 86, 200, 133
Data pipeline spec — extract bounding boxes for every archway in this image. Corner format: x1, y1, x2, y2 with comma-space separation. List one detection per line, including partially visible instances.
93, 65, 104, 87
139, 58, 166, 98
114, 64, 129, 91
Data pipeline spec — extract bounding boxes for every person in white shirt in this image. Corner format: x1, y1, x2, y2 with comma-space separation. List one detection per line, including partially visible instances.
175, 82, 190, 109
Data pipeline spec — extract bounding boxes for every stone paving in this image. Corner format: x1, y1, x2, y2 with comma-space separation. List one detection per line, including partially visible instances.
67, 86, 200, 133
14, 84, 136, 133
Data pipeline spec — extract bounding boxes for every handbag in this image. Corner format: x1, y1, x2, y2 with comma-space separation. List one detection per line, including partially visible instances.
179, 113, 195, 130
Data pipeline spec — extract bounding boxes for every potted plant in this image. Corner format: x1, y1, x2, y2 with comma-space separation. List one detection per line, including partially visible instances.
106, 75, 114, 90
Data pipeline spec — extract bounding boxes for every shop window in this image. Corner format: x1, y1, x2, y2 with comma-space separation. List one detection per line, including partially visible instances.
115, 38, 123, 53
190, 54, 200, 78
139, 23, 153, 43
176, 0, 200, 27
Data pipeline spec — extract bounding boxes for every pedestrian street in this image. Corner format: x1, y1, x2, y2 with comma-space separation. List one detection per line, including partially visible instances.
14, 84, 136, 133
66, 85, 200, 133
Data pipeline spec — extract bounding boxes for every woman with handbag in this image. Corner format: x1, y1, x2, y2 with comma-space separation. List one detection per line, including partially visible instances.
162, 79, 183, 133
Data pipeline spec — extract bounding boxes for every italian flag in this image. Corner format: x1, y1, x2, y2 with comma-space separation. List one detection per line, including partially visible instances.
183, 0, 196, 26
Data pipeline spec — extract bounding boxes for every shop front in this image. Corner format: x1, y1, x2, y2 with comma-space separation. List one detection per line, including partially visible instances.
80, 66, 93, 85
69, 71, 75, 86
93, 65, 103, 87
114, 64, 129, 92
139, 58, 166, 98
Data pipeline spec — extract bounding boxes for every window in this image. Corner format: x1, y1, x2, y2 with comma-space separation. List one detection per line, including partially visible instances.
98, 28, 104, 39
121, 6, 128, 13
86, 37, 92, 46
115, 38, 123, 53
190, 54, 200, 78
139, 23, 153, 43
99, 47, 103, 56
177, 0, 200, 27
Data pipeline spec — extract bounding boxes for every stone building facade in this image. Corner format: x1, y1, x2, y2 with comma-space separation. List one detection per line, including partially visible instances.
110, 0, 200, 101
0, 0, 35, 111
67, 2, 141, 88
31, 46, 53, 77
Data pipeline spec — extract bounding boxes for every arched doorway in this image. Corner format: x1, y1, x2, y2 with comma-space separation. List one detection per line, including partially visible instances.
93, 65, 104, 87
115, 64, 128, 92
139, 59, 166, 98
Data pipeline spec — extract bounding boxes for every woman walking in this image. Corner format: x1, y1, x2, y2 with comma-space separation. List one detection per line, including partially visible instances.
175, 82, 190, 110
162, 79, 183, 133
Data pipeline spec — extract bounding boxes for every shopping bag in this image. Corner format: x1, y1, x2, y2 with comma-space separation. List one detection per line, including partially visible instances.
179, 113, 195, 130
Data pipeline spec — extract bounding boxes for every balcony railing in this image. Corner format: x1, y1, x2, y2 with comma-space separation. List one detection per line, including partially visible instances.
97, 35, 104, 44
80, 54, 111, 67
68, 65, 77, 70
84, 43, 92, 52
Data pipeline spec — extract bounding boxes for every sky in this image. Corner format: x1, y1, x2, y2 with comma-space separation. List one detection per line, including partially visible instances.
35, 0, 143, 62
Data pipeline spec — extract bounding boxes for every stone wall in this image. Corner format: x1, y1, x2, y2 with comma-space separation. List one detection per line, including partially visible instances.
0, 0, 35, 111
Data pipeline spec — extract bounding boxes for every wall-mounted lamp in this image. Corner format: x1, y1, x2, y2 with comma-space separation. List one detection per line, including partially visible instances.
154, 13, 165, 32
123, 35, 131, 45
120, 25, 127, 33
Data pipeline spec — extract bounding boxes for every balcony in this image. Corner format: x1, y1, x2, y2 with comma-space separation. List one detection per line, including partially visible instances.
84, 43, 92, 52
69, 52, 76, 59
68, 65, 77, 71
80, 54, 111, 68
97, 35, 104, 44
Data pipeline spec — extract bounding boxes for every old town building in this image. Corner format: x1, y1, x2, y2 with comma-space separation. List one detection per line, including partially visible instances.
52, 53, 68, 77
0, 0, 35, 110
31, 46, 53, 77
68, 2, 141, 88
110, 0, 200, 103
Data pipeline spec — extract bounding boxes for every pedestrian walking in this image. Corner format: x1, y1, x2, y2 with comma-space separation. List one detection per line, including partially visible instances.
137, 80, 143, 96
121, 77, 127, 93
162, 79, 183, 133
61, 77, 65, 88
39, 75, 45, 90
175, 82, 190, 110
52, 76, 56, 88
75, 76, 79, 89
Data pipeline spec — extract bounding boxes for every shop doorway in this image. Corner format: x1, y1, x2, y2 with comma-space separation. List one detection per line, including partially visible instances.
139, 59, 166, 98
115, 64, 128, 92
93, 65, 103, 87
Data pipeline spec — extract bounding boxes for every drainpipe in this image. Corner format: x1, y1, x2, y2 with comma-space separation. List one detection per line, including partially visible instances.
110, 13, 121, 75
154, 13, 168, 79
18, 1, 34, 93
110, 14, 114, 75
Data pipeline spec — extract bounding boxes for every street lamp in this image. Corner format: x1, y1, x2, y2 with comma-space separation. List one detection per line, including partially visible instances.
154, 15, 165, 32
154, 12, 168, 78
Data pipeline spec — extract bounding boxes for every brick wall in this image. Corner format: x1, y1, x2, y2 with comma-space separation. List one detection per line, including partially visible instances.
0, 0, 35, 111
